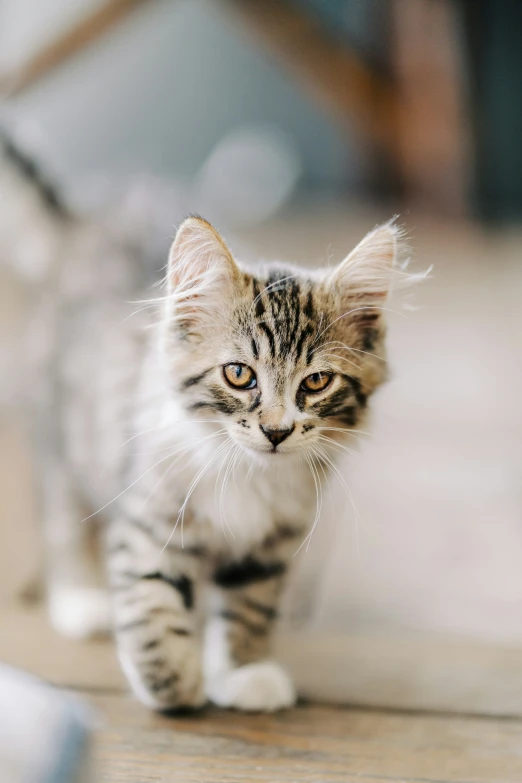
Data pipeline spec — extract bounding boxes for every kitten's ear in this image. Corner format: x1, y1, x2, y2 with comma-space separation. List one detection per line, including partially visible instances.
167, 216, 240, 332
168, 215, 239, 293
330, 221, 399, 303
327, 222, 401, 340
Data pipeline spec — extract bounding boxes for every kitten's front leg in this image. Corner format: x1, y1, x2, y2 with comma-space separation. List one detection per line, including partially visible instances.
204, 527, 302, 712
107, 517, 205, 711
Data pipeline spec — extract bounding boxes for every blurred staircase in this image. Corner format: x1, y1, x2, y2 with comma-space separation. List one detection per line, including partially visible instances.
226, 0, 468, 215
0, 0, 469, 216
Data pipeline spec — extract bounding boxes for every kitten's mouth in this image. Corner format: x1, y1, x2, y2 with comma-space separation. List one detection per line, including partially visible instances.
239, 442, 294, 459
269, 443, 297, 455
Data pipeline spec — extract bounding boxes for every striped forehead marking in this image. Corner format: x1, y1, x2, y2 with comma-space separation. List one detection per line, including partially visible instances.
249, 273, 315, 362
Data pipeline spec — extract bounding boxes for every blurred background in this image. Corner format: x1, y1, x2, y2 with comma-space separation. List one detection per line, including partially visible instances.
0, 0, 521, 714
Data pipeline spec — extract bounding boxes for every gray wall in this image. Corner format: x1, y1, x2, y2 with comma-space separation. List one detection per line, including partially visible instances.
3, 0, 361, 194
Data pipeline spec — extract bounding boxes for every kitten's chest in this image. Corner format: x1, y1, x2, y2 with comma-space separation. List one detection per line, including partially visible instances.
190, 457, 316, 555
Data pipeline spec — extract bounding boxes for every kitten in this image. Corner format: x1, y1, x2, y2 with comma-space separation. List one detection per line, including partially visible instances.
37, 211, 409, 712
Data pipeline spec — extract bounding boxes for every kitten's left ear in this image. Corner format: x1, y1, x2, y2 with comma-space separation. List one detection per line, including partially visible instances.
166, 215, 240, 334
168, 215, 239, 293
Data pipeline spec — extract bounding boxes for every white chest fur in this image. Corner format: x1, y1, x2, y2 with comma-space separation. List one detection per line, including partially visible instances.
190, 453, 316, 556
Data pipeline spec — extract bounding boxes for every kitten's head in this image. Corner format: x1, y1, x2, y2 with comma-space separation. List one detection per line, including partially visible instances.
162, 215, 407, 459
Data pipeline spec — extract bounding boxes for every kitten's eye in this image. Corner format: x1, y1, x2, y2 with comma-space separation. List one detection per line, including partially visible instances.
301, 372, 333, 393
223, 363, 257, 390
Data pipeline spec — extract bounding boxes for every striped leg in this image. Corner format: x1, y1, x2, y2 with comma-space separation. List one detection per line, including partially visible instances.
204, 546, 297, 712
107, 517, 205, 711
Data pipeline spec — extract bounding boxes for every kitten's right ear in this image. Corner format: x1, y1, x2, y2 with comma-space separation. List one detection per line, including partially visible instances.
167, 216, 240, 331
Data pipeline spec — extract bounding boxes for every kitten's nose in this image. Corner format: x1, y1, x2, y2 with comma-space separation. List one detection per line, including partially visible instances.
260, 424, 295, 447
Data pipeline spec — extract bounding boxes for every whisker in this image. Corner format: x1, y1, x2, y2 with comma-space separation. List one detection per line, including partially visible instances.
181, 440, 233, 548
214, 441, 237, 542
319, 339, 386, 363
314, 443, 362, 558
139, 429, 228, 513
311, 351, 361, 371
219, 443, 240, 541
305, 450, 325, 553
317, 434, 360, 459
231, 450, 245, 508
116, 301, 163, 327
313, 305, 406, 347
118, 419, 226, 450
293, 450, 323, 557
163, 438, 231, 551
319, 426, 375, 443
245, 459, 255, 483
80, 446, 189, 523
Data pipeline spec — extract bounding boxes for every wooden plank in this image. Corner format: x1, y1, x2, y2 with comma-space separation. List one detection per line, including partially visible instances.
90, 693, 522, 782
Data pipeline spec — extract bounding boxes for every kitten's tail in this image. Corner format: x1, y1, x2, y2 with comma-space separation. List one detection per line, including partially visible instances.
0, 128, 72, 281
0, 128, 70, 218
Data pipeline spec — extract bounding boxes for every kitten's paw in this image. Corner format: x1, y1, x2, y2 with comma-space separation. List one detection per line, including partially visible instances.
49, 587, 112, 639
206, 661, 296, 712
119, 647, 206, 712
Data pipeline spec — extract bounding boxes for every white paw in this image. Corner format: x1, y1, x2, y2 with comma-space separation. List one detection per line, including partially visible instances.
206, 661, 296, 712
49, 587, 112, 639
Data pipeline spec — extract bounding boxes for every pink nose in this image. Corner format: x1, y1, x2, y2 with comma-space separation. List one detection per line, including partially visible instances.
260, 425, 294, 447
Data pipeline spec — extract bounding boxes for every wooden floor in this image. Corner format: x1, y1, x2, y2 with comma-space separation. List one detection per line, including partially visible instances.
2, 607, 522, 781
93, 696, 522, 783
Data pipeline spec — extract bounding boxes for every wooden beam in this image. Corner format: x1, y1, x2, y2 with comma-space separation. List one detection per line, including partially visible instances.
226, 0, 470, 215
0, 0, 151, 97
388, 0, 470, 215
224, 0, 398, 153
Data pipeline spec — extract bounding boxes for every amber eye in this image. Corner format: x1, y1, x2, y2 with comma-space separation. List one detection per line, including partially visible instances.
301, 372, 333, 393
223, 363, 257, 390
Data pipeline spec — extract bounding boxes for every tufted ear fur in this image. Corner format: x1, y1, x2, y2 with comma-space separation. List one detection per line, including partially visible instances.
331, 221, 400, 300
327, 221, 407, 348
167, 215, 240, 336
